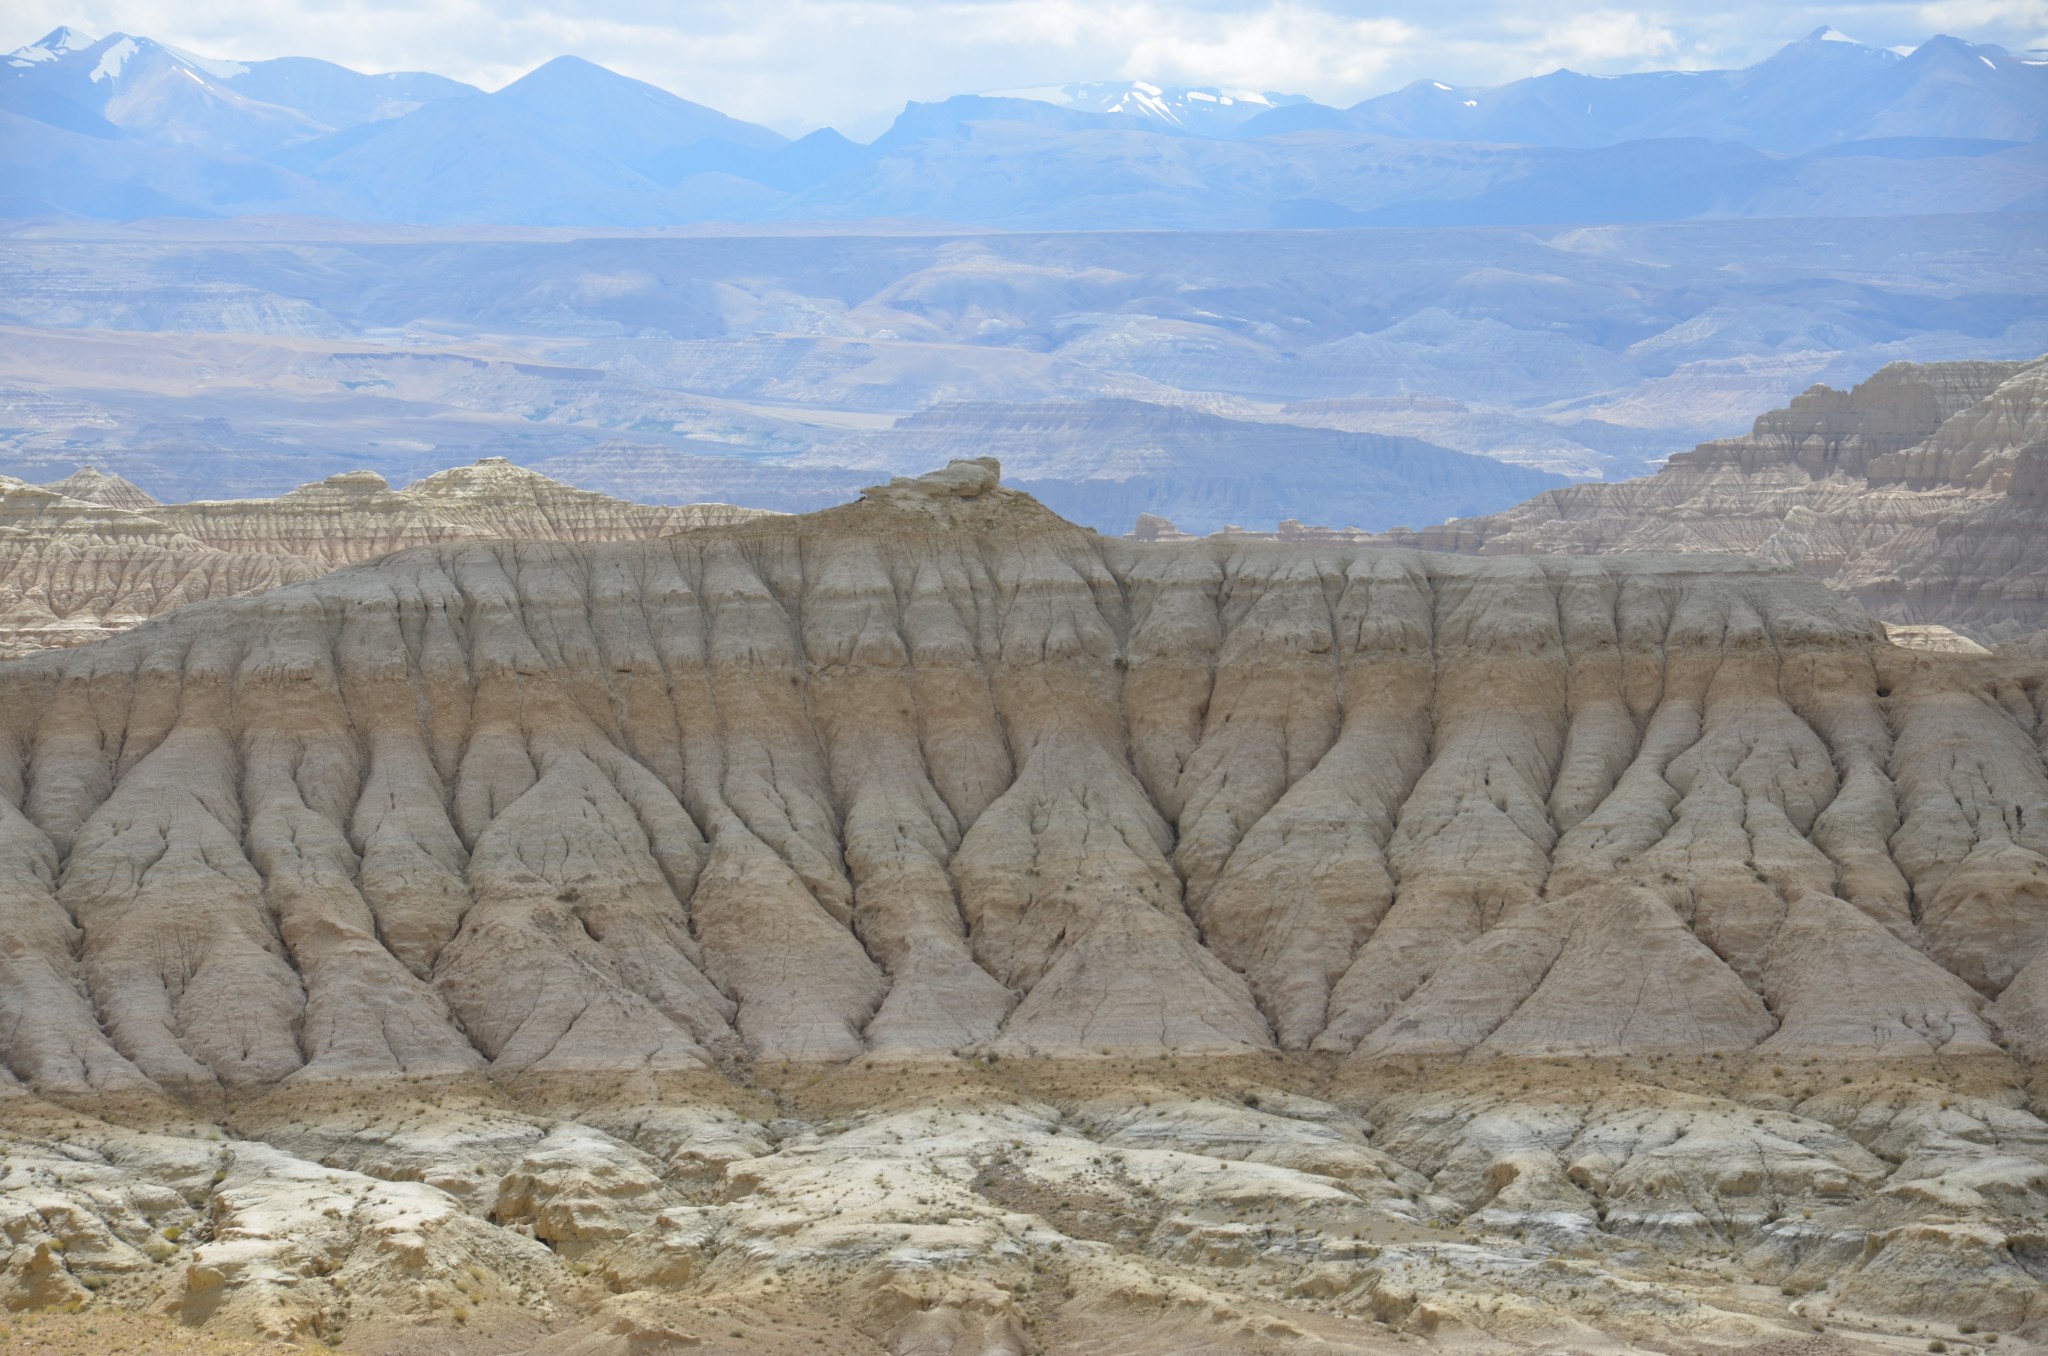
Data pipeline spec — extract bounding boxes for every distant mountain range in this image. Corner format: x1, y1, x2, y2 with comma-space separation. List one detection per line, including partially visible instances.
1248, 29, 2047, 149
4, 24, 2046, 226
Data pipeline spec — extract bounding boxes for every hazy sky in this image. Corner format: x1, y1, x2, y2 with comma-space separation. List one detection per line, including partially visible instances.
12, 0, 2046, 133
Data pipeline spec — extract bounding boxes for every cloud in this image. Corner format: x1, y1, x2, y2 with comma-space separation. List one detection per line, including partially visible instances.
1117, 4, 1416, 93
1917, 0, 2048, 48
10, 0, 2046, 133
1527, 10, 1684, 65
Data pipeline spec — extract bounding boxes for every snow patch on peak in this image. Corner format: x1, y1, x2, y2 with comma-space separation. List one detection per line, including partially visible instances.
1431, 81, 1452, 90
1811, 26, 1861, 43
90, 36, 138, 83
9, 25, 94, 63
1129, 90, 1172, 118
989, 79, 1301, 131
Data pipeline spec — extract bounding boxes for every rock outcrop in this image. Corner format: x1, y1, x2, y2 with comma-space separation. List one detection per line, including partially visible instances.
15, 454, 2030, 1079
1884, 622, 1991, 655
0, 458, 769, 656
1381, 356, 2048, 644
3, 462, 2045, 1352
43, 466, 160, 511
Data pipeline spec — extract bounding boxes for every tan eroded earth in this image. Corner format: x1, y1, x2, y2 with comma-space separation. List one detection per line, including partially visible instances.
0, 460, 2045, 1352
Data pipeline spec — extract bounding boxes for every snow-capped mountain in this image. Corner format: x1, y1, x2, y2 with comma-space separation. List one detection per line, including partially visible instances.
1, 28, 474, 155
1242, 27, 2046, 151
5, 25, 93, 65
987, 80, 1310, 135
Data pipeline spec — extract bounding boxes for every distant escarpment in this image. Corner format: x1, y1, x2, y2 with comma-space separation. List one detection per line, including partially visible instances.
0, 457, 768, 656
1375, 355, 2048, 644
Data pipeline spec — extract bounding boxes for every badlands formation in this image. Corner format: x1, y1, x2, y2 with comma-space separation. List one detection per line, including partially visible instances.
1383, 356, 2048, 648
0, 457, 766, 657
1, 458, 2046, 1354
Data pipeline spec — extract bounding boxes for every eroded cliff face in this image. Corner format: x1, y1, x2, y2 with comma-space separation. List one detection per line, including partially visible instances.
0, 458, 769, 656
1387, 356, 2048, 644
3, 463, 2047, 1354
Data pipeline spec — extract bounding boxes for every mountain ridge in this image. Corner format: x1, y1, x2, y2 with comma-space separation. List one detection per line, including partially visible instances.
1264, 25, 2045, 152
6, 25, 2041, 227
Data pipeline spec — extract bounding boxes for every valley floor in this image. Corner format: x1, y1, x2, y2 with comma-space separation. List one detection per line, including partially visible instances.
4, 1056, 2042, 1355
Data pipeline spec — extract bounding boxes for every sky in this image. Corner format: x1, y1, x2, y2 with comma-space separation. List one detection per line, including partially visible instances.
11, 0, 2048, 134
